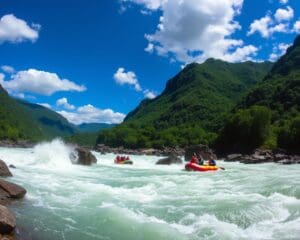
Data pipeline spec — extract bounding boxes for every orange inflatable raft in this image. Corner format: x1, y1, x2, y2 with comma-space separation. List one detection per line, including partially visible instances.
185, 163, 218, 171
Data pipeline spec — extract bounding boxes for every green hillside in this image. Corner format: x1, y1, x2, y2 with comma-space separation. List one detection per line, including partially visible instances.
239, 35, 300, 118
0, 85, 42, 141
97, 59, 272, 149
217, 35, 300, 153
17, 100, 76, 139
0, 84, 77, 141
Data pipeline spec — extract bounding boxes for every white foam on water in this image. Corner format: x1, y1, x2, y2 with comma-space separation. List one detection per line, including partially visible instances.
0, 145, 299, 240
32, 139, 76, 170
74, 180, 159, 203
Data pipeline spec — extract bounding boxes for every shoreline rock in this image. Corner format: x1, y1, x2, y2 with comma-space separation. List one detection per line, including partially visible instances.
0, 180, 27, 199
0, 160, 13, 177
0, 205, 16, 234
94, 144, 185, 156
224, 149, 300, 164
93, 144, 184, 156
0, 159, 28, 239
0, 140, 34, 149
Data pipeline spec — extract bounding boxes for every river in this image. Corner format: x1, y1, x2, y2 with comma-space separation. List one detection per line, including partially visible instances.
0, 139, 299, 240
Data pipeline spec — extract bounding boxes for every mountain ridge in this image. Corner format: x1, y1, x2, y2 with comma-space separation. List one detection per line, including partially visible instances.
97, 59, 273, 148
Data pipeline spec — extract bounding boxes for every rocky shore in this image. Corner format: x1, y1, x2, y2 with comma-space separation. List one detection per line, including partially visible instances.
0, 159, 28, 240
95, 144, 300, 165
94, 144, 185, 156
0, 140, 34, 149
225, 149, 300, 164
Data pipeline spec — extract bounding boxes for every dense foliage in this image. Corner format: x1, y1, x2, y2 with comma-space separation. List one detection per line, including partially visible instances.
277, 116, 300, 154
97, 124, 217, 149
97, 59, 272, 148
215, 106, 272, 153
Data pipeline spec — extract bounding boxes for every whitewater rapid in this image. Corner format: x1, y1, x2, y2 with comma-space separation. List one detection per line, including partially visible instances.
0, 139, 299, 240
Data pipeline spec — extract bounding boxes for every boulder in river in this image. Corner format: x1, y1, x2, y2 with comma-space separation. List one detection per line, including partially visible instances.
0, 180, 26, 199
225, 154, 243, 162
0, 160, 12, 177
0, 188, 10, 205
74, 147, 97, 166
156, 154, 182, 165
8, 165, 16, 169
0, 205, 16, 234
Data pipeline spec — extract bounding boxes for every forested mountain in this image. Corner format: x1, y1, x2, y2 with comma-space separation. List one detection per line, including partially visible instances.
217, 35, 300, 153
0, 85, 76, 141
0, 84, 42, 140
97, 59, 273, 148
0, 84, 117, 143
17, 100, 76, 139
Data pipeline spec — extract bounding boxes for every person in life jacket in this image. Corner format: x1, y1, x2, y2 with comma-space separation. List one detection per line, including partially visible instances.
115, 155, 121, 163
197, 153, 204, 165
190, 153, 199, 164
208, 157, 216, 166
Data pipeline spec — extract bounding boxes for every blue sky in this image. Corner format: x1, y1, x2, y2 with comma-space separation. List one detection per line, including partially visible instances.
0, 0, 299, 124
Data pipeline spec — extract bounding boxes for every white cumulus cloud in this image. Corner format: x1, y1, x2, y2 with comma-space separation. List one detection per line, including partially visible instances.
269, 42, 291, 61
279, 0, 288, 4
113, 67, 142, 91
57, 104, 126, 125
128, 0, 258, 63
143, 89, 156, 99
121, 0, 166, 10
0, 69, 86, 96
248, 12, 290, 38
113, 68, 157, 99
293, 20, 300, 33
274, 6, 294, 22
0, 73, 5, 83
1, 65, 15, 74
0, 14, 40, 43
56, 97, 75, 110
38, 103, 52, 109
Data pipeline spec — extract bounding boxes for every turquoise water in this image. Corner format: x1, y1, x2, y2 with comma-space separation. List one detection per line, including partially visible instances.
0, 139, 299, 240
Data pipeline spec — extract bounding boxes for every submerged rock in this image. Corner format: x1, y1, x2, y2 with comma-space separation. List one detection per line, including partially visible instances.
8, 165, 16, 169
0, 205, 16, 234
74, 147, 97, 165
225, 154, 243, 162
0, 160, 12, 177
0, 180, 26, 199
156, 154, 182, 165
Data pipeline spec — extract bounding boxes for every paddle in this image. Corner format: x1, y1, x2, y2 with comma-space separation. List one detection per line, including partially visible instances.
219, 166, 226, 170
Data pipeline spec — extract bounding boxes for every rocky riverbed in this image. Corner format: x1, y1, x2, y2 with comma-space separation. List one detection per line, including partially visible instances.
0, 159, 28, 240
